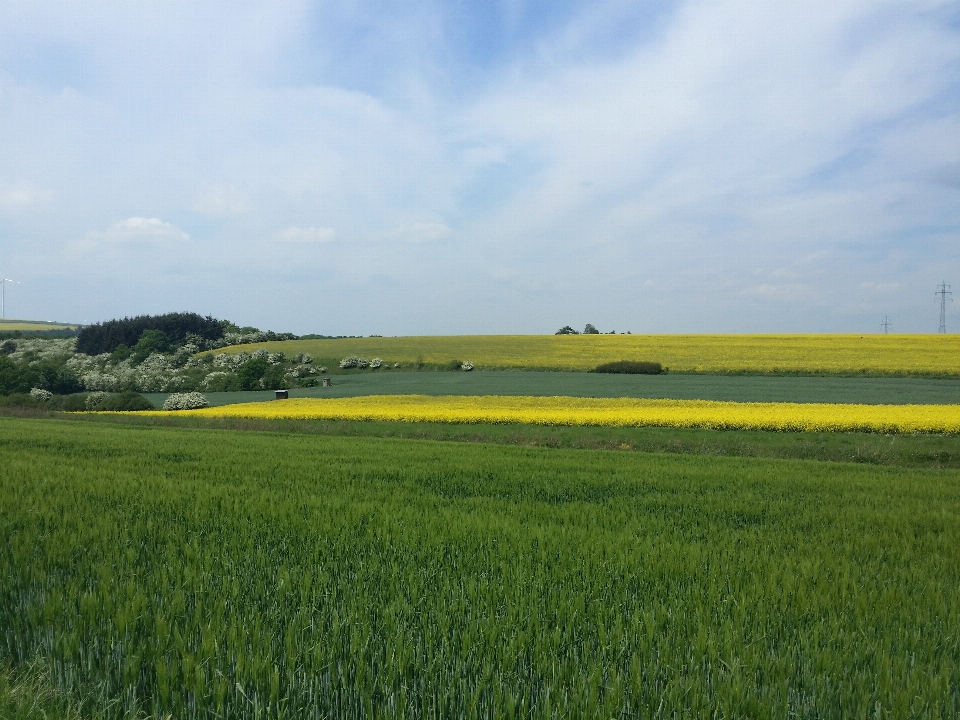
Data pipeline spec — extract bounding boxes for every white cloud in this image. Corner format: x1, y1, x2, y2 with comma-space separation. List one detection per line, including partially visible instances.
0, 183, 51, 209
90, 217, 190, 244
274, 226, 337, 243
1, 1, 958, 332
392, 222, 453, 243
191, 185, 250, 217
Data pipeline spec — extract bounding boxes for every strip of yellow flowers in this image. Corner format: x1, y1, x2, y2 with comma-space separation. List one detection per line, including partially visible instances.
145, 395, 960, 434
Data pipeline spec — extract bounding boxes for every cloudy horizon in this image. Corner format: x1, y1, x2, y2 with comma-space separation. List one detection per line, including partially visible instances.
1, 0, 959, 335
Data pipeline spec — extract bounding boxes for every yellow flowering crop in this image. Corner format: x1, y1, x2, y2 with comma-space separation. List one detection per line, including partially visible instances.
212, 334, 960, 376
150, 395, 960, 434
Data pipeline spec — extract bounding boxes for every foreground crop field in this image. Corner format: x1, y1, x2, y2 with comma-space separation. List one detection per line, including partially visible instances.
2, 418, 959, 718
151, 394, 960, 434
216, 334, 960, 376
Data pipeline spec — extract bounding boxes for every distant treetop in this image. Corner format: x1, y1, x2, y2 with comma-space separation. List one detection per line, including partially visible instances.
76, 312, 226, 355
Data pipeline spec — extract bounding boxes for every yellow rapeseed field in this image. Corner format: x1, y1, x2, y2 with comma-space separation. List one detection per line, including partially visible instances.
213, 334, 960, 376
150, 395, 960, 434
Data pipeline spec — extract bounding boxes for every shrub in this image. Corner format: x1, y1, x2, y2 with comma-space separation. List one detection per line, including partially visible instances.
591, 360, 663, 375
461, 361, 474, 371
0, 356, 39, 395
262, 364, 290, 390
85, 391, 110, 410
236, 357, 269, 390
0, 393, 40, 409
200, 372, 238, 393
64, 394, 90, 412
370, 358, 382, 369
162, 392, 209, 411
33, 361, 84, 394
98, 392, 155, 411
29, 388, 53, 402
445, 359, 462, 371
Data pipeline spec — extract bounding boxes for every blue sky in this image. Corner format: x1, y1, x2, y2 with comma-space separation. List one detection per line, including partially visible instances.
1, 0, 959, 334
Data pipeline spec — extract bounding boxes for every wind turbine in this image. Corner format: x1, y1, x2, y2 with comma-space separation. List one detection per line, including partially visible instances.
0, 276, 18, 319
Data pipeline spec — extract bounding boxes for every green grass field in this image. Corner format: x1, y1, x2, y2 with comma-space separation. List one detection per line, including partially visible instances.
55, 410, 960, 469
143, 371, 960, 408
0, 319, 79, 332
2, 417, 958, 718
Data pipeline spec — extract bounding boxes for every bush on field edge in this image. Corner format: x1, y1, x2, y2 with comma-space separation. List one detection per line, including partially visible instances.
591, 360, 663, 375
0, 391, 155, 412
163, 392, 209, 411
98, 391, 155, 411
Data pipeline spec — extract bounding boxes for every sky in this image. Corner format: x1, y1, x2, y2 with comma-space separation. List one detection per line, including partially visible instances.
1, 0, 959, 335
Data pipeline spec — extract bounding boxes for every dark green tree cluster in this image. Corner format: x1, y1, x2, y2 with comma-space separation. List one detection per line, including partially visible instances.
76, 313, 224, 355
234, 356, 289, 391
0, 356, 84, 395
555, 324, 601, 335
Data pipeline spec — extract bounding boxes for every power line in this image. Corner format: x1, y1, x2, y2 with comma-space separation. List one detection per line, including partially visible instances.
936, 281, 952, 333
881, 316, 891, 334
0, 276, 18, 319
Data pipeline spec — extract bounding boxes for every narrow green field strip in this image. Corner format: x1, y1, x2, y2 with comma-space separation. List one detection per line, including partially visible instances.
144, 370, 960, 408
0, 320, 79, 331
55, 410, 960, 469
2, 417, 959, 717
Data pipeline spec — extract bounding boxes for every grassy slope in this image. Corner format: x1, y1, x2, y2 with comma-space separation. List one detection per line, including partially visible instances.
145, 370, 960, 408
212, 334, 960, 375
2, 417, 959, 717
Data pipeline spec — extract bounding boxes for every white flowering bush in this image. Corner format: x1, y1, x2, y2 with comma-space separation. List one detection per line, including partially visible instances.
370, 358, 382, 369
162, 392, 209, 410
3, 329, 327, 398
81, 370, 121, 392
9, 338, 77, 363
29, 388, 53, 402
170, 343, 199, 367
288, 364, 317, 378
461, 361, 474, 371
200, 371, 231, 391
85, 391, 110, 410
340, 356, 359, 369
159, 375, 189, 392
204, 330, 297, 350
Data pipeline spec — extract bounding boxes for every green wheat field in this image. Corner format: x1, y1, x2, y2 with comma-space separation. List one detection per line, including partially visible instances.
2, 417, 958, 718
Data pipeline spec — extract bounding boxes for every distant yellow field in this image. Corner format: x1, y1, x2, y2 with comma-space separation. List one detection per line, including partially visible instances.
0, 320, 78, 331
214, 334, 960, 376
148, 395, 960, 434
